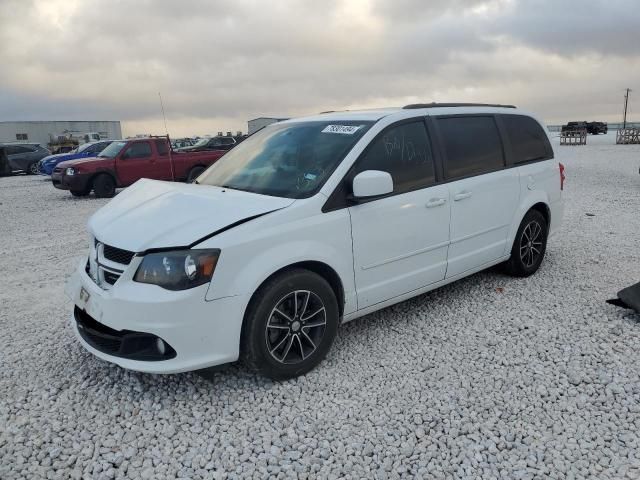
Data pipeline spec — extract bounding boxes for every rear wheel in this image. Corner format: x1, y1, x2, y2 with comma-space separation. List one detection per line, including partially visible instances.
187, 166, 205, 183
241, 269, 339, 379
92, 174, 116, 198
504, 209, 548, 277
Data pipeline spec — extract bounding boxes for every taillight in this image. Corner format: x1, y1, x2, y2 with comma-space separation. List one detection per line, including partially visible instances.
559, 162, 566, 191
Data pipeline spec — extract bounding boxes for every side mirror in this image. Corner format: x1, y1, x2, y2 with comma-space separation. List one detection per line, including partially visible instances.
352, 170, 393, 199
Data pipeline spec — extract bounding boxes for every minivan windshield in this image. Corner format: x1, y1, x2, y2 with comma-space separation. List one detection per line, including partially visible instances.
196, 121, 372, 198
98, 141, 127, 158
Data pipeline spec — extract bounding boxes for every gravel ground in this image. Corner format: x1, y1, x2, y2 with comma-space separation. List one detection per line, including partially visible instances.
1, 132, 639, 479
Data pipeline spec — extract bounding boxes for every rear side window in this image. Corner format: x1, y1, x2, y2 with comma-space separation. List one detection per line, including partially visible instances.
437, 116, 504, 180
155, 140, 168, 155
354, 121, 435, 194
502, 114, 552, 163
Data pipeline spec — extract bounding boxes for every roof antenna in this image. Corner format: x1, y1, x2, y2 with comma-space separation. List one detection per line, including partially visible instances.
158, 92, 175, 180
158, 92, 170, 137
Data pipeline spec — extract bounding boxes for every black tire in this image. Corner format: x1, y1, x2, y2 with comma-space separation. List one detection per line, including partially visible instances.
187, 166, 205, 183
241, 269, 339, 379
92, 174, 116, 198
27, 162, 40, 175
504, 209, 548, 277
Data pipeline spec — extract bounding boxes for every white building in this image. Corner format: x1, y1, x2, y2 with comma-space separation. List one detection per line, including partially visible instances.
0, 120, 122, 145
247, 117, 289, 135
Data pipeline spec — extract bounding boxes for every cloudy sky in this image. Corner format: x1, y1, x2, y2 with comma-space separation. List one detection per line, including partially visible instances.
0, 0, 638, 137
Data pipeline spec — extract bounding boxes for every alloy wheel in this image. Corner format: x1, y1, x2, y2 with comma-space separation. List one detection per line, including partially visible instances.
520, 220, 543, 268
265, 290, 327, 364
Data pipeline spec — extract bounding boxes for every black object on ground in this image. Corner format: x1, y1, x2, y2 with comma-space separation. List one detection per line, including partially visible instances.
607, 281, 640, 313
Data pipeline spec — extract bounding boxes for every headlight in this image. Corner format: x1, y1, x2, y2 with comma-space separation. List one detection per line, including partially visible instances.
133, 249, 220, 291
66, 167, 75, 176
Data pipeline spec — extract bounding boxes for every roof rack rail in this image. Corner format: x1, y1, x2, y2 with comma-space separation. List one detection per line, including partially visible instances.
403, 102, 516, 109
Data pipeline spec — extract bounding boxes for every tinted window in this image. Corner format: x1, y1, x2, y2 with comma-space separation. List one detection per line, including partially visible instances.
438, 116, 504, 180
155, 140, 168, 155
5, 145, 31, 155
354, 121, 435, 194
123, 142, 152, 159
502, 115, 551, 163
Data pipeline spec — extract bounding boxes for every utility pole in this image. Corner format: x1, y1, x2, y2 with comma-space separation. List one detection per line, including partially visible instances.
623, 88, 631, 129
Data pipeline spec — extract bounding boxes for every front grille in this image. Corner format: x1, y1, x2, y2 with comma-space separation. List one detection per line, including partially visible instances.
74, 307, 176, 361
53, 167, 62, 174
103, 244, 135, 265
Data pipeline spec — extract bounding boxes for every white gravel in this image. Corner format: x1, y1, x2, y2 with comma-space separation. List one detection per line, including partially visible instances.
1, 132, 639, 479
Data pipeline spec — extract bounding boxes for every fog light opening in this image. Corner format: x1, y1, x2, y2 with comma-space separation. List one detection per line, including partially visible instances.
156, 338, 166, 355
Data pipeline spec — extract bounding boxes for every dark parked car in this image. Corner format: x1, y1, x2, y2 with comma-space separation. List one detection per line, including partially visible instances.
0, 146, 11, 176
561, 121, 608, 135
176, 135, 245, 152
0, 143, 51, 174
587, 121, 608, 135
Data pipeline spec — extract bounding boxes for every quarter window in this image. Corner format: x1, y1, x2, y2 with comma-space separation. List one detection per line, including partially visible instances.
437, 116, 504, 180
123, 142, 152, 159
354, 121, 436, 194
502, 115, 551, 163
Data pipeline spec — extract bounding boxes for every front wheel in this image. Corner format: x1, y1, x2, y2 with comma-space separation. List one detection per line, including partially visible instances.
504, 209, 548, 277
92, 173, 116, 198
187, 166, 205, 183
241, 269, 339, 379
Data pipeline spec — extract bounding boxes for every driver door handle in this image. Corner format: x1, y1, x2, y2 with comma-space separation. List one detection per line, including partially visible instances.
426, 198, 447, 208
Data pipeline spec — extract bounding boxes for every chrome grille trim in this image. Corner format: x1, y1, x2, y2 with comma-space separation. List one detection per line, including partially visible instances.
88, 239, 134, 290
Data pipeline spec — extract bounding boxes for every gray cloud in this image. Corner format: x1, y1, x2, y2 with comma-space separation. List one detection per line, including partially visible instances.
0, 0, 638, 136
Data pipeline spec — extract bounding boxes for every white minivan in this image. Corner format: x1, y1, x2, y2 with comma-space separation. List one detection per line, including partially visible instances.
66, 103, 565, 379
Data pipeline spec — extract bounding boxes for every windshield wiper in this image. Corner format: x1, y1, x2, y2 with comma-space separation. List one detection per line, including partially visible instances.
220, 184, 251, 193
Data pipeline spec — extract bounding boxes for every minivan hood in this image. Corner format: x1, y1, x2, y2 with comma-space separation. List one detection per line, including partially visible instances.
88, 179, 295, 252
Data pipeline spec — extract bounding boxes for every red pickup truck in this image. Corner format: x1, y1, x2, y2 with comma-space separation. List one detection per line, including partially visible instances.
52, 137, 226, 198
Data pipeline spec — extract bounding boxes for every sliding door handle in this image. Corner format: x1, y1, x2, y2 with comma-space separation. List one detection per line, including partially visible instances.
453, 191, 472, 201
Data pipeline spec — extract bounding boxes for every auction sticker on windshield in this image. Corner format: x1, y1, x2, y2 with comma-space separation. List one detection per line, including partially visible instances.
321, 125, 362, 135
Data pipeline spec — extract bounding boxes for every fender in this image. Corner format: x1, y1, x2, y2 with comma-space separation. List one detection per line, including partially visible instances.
202, 210, 356, 315
89, 168, 119, 186
503, 189, 550, 256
